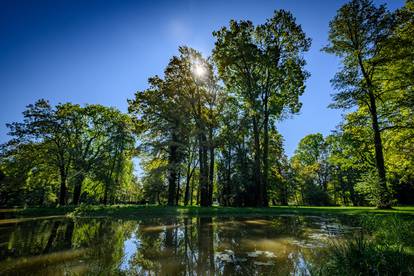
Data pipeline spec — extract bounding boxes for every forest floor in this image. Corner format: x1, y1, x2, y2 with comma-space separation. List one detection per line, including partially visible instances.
1, 205, 414, 220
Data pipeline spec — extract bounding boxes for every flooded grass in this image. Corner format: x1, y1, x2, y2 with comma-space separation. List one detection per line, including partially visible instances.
0, 214, 393, 275
0, 208, 413, 275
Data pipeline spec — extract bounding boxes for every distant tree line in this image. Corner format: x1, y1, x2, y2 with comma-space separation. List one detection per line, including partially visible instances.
0, 101, 138, 206
1, 0, 413, 208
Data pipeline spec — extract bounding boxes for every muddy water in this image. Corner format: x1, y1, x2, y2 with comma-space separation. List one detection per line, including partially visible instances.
0, 215, 358, 275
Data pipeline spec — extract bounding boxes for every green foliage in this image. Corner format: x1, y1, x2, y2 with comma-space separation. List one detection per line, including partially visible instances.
128, 46, 219, 206
315, 215, 414, 275
323, 0, 398, 208
0, 100, 137, 207
354, 171, 388, 206
1, 0, 413, 210
213, 9, 310, 206
323, 0, 394, 109
319, 0, 414, 208
290, 133, 331, 205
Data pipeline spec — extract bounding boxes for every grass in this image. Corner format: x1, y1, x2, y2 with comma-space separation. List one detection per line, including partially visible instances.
1, 205, 414, 219
314, 234, 414, 275
314, 215, 414, 275
2, 205, 414, 274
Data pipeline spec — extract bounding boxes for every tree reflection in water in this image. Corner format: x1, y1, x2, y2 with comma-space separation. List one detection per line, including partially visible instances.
0, 215, 355, 275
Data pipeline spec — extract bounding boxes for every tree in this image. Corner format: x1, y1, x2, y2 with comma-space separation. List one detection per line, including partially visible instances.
0, 142, 54, 206
183, 137, 198, 206
267, 130, 291, 206
216, 95, 254, 206
376, 1, 414, 204
1, 100, 137, 206
291, 134, 331, 206
171, 47, 221, 207
65, 105, 133, 205
323, 0, 395, 208
213, 10, 310, 206
91, 112, 135, 204
3, 100, 73, 205
129, 46, 221, 207
129, 75, 187, 206
129, 49, 199, 206
325, 131, 365, 206
140, 156, 168, 205
379, 0, 414, 113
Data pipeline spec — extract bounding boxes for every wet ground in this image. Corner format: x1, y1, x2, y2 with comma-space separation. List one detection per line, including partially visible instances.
0, 215, 359, 275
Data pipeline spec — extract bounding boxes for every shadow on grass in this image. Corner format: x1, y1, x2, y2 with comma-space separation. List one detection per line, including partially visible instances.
2, 205, 413, 220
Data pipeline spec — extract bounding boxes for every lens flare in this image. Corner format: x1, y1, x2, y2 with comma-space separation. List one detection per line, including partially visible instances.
194, 64, 206, 77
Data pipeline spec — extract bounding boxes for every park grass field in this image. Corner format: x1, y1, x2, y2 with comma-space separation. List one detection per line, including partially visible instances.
1, 205, 414, 220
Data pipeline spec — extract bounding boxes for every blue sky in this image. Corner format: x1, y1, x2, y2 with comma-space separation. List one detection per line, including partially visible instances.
0, 0, 404, 161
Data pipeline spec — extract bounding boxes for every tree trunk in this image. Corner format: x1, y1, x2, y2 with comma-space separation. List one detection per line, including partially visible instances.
252, 116, 263, 207
184, 170, 191, 206
337, 168, 348, 205
358, 55, 391, 209
208, 128, 214, 206
225, 147, 232, 206
191, 179, 194, 206
72, 174, 85, 205
184, 154, 195, 206
176, 170, 181, 205
368, 90, 391, 208
300, 184, 305, 205
198, 138, 203, 206
196, 178, 200, 206
199, 133, 210, 207
167, 141, 178, 206
262, 97, 269, 207
103, 183, 109, 205
349, 180, 358, 206
157, 192, 161, 205
58, 168, 67, 206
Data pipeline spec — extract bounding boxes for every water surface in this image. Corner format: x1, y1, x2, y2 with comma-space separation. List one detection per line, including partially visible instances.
0, 215, 358, 275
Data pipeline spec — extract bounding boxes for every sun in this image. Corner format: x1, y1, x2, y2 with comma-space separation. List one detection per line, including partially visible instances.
194, 64, 206, 77
192, 60, 207, 79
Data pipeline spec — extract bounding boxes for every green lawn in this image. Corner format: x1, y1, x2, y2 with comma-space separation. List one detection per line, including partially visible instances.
2, 205, 414, 219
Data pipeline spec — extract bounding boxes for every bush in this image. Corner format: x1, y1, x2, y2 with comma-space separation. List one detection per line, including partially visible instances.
354, 172, 394, 207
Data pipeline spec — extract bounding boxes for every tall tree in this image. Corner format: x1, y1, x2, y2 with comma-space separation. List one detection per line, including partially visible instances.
216, 95, 254, 206
213, 10, 310, 206
128, 46, 218, 206
69, 105, 130, 205
323, 0, 395, 208
4, 100, 73, 205
91, 112, 135, 205
176, 47, 222, 206
129, 75, 190, 206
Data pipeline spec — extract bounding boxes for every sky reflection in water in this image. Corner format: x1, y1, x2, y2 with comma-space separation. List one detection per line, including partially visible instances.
0, 215, 358, 275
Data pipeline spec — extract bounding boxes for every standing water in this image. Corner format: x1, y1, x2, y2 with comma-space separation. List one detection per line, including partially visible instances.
0, 215, 358, 275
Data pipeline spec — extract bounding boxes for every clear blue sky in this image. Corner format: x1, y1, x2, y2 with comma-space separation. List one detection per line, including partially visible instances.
0, 0, 404, 160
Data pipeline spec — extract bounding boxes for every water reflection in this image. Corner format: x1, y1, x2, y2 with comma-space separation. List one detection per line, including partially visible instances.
0, 215, 356, 275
